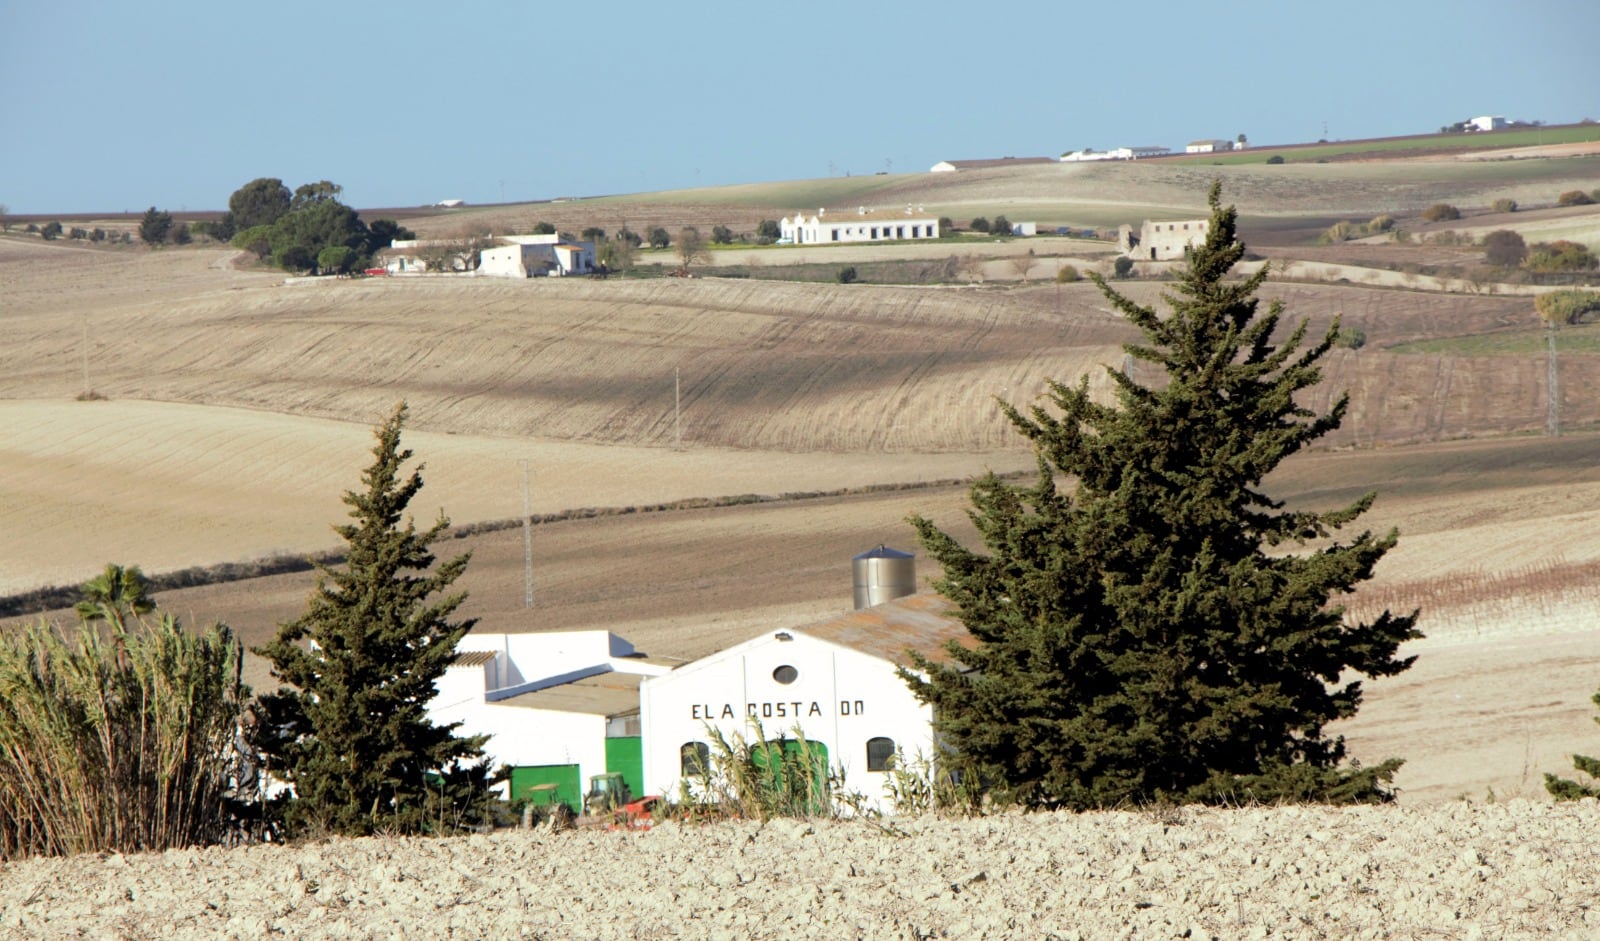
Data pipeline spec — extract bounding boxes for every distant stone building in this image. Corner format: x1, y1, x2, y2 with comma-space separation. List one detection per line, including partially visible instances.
1118, 218, 1210, 261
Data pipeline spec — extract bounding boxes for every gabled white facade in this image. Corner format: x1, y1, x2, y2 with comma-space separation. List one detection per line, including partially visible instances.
639, 627, 938, 812
780, 211, 940, 245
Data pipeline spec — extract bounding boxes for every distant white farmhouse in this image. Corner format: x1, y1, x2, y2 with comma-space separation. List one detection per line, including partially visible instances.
1059, 145, 1172, 162
1185, 139, 1242, 154
381, 238, 476, 274
1118, 217, 1210, 261
479, 233, 597, 278
639, 592, 970, 813
435, 199, 466, 208
781, 208, 940, 245
429, 631, 673, 811
1470, 115, 1508, 132
930, 156, 1056, 173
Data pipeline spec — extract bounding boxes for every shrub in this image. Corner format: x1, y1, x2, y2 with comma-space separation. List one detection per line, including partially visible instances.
1482, 229, 1528, 267
1318, 221, 1355, 244
836, 265, 858, 284
532, 221, 556, 235
1365, 214, 1394, 234
756, 219, 780, 240
1527, 240, 1597, 272
1557, 190, 1594, 207
1535, 290, 1600, 325
89, 228, 106, 242
40, 221, 61, 240
969, 216, 991, 233
0, 610, 251, 860
68, 227, 88, 240
647, 227, 670, 249
1493, 198, 1518, 213
1421, 203, 1460, 222
710, 225, 734, 245
1265, 154, 1285, 165
991, 215, 1012, 237
1112, 255, 1135, 278
1056, 264, 1081, 283
1336, 327, 1367, 350
938, 217, 955, 236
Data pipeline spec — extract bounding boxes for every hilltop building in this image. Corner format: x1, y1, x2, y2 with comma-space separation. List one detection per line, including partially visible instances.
1059, 145, 1172, 162
930, 156, 1056, 172
780, 208, 940, 245
1185, 139, 1244, 154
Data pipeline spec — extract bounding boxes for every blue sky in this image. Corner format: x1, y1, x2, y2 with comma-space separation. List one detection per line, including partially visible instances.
2, 0, 1596, 215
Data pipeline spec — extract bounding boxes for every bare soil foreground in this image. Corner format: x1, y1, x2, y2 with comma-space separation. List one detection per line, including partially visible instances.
4, 801, 1597, 939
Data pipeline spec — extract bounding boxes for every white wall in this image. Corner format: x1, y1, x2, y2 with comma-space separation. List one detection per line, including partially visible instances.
640, 631, 935, 812
781, 214, 940, 245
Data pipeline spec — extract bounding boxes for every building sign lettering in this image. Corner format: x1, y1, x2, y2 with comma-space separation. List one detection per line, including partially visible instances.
690, 700, 860, 720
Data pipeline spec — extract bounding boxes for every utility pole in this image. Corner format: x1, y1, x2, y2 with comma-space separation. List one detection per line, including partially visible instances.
520, 460, 534, 608
674, 367, 682, 450
81, 314, 90, 397
1548, 319, 1561, 437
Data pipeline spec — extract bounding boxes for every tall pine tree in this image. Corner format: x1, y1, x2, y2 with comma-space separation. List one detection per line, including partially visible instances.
904, 183, 1420, 809
253, 403, 490, 835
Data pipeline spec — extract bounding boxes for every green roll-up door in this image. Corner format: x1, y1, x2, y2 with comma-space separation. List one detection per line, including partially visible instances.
605, 736, 644, 798
509, 764, 581, 813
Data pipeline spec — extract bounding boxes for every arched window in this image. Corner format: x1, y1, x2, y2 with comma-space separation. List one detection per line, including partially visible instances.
680, 741, 711, 777
866, 736, 896, 772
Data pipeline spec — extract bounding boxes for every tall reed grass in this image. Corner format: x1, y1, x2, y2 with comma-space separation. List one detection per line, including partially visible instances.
0, 614, 250, 859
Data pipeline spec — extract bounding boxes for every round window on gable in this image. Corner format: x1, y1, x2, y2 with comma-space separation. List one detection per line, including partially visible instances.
772, 665, 798, 685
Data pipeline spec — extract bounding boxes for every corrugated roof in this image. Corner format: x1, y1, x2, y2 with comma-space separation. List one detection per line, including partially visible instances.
495, 670, 647, 716
795, 593, 973, 667
450, 650, 497, 668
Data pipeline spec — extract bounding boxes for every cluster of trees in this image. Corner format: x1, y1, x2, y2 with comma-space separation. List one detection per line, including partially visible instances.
1535, 290, 1600, 325
1481, 230, 1597, 272
968, 216, 1015, 236
223, 178, 412, 275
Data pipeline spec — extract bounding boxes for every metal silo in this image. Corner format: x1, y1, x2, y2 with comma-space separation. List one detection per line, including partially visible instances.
852, 545, 916, 609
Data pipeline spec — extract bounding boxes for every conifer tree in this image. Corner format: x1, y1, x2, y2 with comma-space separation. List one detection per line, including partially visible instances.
903, 183, 1420, 809
1545, 689, 1600, 800
253, 403, 490, 835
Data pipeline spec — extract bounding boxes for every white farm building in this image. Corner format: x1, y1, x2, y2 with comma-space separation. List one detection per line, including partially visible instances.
780, 209, 941, 245
478, 234, 597, 278
1118, 217, 1210, 261
429, 631, 671, 811
430, 547, 967, 815
640, 592, 968, 812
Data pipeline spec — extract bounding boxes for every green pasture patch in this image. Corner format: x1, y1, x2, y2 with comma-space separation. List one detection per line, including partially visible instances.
1388, 323, 1600, 356
1170, 125, 1600, 166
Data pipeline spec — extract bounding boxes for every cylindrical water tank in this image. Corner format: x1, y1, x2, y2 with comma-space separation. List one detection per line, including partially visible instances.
852, 545, 916, 610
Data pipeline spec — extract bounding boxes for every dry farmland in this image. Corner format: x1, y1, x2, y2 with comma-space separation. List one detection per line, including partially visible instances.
5, 154, 1600, 806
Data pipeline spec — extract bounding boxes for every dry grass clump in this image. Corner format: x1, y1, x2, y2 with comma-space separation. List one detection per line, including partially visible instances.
0, 614, 251, 860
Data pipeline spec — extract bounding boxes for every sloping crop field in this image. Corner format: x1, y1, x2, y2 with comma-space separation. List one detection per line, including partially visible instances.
7, 147, 1600, 808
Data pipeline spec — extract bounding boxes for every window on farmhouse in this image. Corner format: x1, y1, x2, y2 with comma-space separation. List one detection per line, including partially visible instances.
866, 736, 896, 772
681, 741, 711, 777
773, 665, 798, 685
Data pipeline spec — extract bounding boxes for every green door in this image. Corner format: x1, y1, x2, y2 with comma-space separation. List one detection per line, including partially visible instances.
509, 764, 581, 813
605, 736, 644, 799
